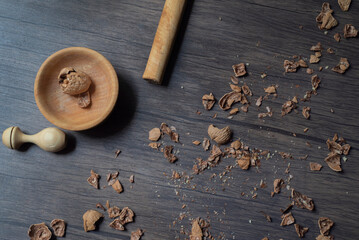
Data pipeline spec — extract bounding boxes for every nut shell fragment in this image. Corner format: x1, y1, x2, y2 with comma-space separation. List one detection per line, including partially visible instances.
310, 162, 323, 171
325, 152, 342, 171
28, 223, 52, 240
202, 93, 216, 110
316, 3, 338, 30
332, 57, 350, 74
343, 24, 358, 38
294, 224, 308, 238
149, 128, 161, 141
77, 91, 91, 108
83, 210, 104, 232
208, 125, 232, 145
112, 179, 123, 193
280, 212, 295, 226
190, 218, 203, 240
131, 228, 144, 240
219, 91, 242, 110
318, 217, 334, 236
232, 63, 246, 77
237, 155, 250, 170
338, 0, 351, 11
50, 219, 66, 237
87, 170, 100, 189
291, 189, 315, 211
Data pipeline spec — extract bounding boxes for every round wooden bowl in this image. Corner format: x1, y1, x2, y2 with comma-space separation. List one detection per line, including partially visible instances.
34, 47, 118, 131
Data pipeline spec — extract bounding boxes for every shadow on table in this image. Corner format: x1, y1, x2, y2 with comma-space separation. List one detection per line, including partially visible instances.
81, 71, 137, 138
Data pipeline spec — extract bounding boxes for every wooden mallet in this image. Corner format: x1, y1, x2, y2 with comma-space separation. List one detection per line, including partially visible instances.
143, 0, 187, 84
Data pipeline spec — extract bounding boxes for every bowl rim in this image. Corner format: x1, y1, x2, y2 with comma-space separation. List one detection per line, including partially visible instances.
34, 47, 119, 131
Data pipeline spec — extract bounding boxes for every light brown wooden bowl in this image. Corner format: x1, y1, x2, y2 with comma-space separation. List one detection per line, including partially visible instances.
34, 47, 119, 131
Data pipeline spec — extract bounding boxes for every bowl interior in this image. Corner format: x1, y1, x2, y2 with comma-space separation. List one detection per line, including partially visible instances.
35, 47, 118, 131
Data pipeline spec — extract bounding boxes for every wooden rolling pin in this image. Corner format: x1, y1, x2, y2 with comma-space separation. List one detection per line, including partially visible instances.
143, 0, 187, 84
2, 127, 66, 152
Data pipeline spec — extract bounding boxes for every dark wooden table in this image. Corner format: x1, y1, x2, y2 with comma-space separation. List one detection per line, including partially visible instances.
0, 0, 358, 239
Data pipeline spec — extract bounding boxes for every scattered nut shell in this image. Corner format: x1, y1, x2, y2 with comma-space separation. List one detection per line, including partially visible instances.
208, 125, 232, 145
28, 223, 52, 240
83, 210, 104, 232
50, 219, 66, 237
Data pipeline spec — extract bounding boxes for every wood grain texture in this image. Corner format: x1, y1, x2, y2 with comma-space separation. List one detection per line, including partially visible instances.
0, 0, 358, 239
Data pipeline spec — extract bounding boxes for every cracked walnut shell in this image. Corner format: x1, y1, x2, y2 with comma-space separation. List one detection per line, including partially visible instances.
58, 67, 92, 95
28, 223, 52, 240
83, 210, 104, 232
208, 125, 232, 145
50, 219, 66, 237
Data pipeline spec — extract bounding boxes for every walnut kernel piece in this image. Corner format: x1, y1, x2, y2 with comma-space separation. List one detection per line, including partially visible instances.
149, 128, 161, 141
202, 93, 216, 110
230, 84, 242, 92
302, 107, 311, 119
264, 85, 276, 94
332, 57, 350, 74
232, 63, 246, 77
334, 33, 341, 42
50, 219, 66, 237
280, 212, 295, 226
83, 210, 104, 232
316, 235, 334, 240
242, 83, 252, 96
291, 189, 315, 211
28, 223, 52, 240
294, 224, 309, 238
119, 207, 135, 225
58, 67, 92, 95
131, 229, 144, 240
318, 217, 334, 236
77, 91, 91, 108
310, 55, 320, 64
338, 0, 351, 11
281, 100, 296, 116
316, 2, 338, 30
108, 206, 121, 218
310, 42, 322, 51
273, 178, 284, 194
202, 138, 211, 151
208, 125, 232, 145
343, 24, 358, 38
190, 218, 203, 240
312, 75, 321, 91
310, 162, 323, 171
109, 219, 125, 231
112, 179, 123, 193
237, 155, 250, 170
284, 60, 299, 73
87, 170, 100, 189
164, 145, 177, 163
298, 59, 308, 68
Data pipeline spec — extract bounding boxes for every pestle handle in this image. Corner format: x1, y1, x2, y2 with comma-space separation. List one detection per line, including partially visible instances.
2, 127, 66, 152
142, 0, 187, 84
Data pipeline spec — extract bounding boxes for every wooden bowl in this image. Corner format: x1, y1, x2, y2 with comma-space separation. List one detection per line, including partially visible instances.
34, 47, 118, 131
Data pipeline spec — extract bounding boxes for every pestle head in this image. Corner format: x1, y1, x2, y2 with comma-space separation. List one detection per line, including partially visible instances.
2, 126, 22, 150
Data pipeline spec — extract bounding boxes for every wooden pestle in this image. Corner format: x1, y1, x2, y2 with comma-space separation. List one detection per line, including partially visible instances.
2, 127, 66, 152
142, 0, 187, 84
